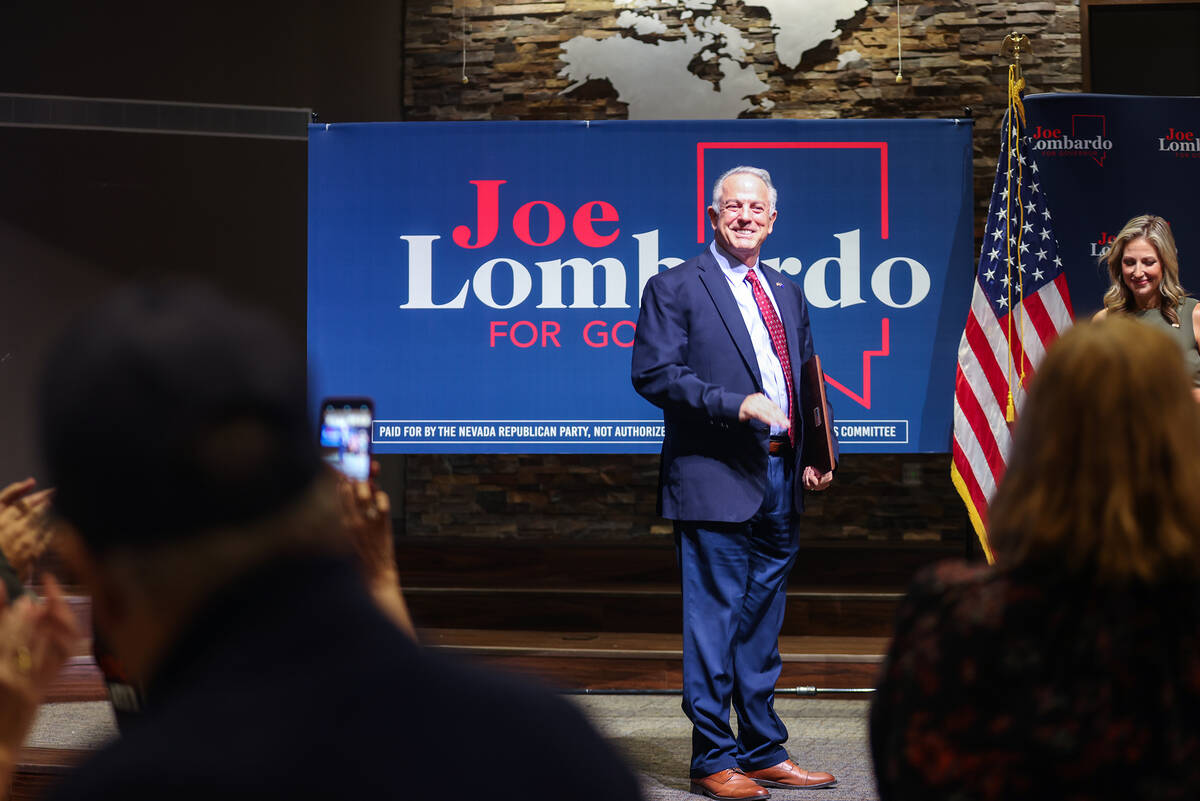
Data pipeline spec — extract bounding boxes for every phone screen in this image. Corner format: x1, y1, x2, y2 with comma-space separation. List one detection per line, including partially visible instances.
319, 398, 374, 481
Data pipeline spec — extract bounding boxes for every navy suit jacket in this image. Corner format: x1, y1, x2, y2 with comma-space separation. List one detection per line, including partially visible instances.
631, 247, 835, 524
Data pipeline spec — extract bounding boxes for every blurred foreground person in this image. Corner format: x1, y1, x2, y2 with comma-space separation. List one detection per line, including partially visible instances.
1094, 214, 1200, 401
38, 284, 642, 801
871, 317, 1200, 801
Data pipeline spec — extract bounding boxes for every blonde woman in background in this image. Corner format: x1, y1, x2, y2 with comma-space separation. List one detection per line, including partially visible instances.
1093, 214, 1200, 401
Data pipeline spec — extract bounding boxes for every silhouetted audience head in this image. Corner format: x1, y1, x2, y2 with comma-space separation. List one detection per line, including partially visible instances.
989, 316, 1200, 582
39, 282, 323, 552
38, 283, 341, 680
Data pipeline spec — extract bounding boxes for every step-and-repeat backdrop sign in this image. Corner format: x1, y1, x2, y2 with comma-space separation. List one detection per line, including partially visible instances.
1024, 93, 1200, 317
309, 120, 974, 453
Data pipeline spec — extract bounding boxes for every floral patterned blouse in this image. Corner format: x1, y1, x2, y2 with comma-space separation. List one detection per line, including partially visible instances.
871, 559, 1200, 801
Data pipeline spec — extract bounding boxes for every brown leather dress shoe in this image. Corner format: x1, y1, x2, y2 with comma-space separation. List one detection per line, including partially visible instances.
690, 769, 770, 799
742, 759, 836, 789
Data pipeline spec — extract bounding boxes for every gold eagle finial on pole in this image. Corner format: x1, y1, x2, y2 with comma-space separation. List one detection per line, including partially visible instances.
1000, 33, 1033, 81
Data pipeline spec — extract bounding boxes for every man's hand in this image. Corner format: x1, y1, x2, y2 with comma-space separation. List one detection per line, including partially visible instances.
802, 466, 833, 491
0, 480, 55, 579
738, 393, 789, 430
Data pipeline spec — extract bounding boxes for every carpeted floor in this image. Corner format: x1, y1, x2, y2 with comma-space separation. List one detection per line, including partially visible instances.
25, 702, 116, 750
27, 697, 878, 800
571, 696, 878, 801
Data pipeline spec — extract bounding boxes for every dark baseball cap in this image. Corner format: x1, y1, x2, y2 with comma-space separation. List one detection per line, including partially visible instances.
37, 283, 321, 552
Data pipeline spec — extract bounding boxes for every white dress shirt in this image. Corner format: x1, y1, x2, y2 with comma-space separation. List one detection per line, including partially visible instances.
709, 241, 789, 435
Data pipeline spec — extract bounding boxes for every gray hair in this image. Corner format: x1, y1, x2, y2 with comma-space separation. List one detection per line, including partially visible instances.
711, 166, 778, 215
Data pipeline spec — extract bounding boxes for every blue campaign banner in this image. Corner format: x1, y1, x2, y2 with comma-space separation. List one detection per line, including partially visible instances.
1024, 93, 1200, 316
308, 119, 974, 454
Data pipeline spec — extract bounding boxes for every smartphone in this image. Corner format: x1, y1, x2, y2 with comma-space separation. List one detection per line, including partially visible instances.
319, 397, 374, 481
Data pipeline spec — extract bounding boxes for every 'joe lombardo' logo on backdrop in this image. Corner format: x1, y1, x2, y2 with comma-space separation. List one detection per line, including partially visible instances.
399, 165, 931, 385
1158, 125, 1200, 157
1032, 114, 1113, 166
401, 179, 932, 317
1089, 229, 1117, 259
397, 144, 930, 421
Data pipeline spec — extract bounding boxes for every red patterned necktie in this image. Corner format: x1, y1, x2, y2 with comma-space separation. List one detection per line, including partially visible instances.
744, 270, 795, 446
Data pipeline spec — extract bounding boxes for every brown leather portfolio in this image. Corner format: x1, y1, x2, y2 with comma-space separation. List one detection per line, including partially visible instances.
799, 354, 836, 475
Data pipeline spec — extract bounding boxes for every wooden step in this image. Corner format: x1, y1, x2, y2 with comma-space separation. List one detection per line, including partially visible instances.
404, 585, 903, 636
394, 538, 953, 637
395, 538, 960, 590
38, 627, 887, 702
45, 657, 106, 703
11, 747, 88, 801
419, 628, 887, 692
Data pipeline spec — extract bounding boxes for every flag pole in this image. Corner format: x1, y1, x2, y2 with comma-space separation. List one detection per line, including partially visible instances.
1000, 33, 1032, 423
953, 31, 1073, 566
952, 33, 1035, 564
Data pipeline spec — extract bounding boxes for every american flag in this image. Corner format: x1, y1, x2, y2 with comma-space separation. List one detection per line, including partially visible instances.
951, 98, 1074, 561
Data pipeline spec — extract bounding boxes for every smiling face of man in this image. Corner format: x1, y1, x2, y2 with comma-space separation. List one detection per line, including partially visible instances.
708, 172, 777, 267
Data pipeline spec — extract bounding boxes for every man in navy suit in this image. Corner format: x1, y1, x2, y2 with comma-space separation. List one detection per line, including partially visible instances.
632, 166, 837, 800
